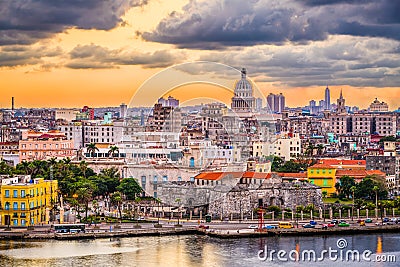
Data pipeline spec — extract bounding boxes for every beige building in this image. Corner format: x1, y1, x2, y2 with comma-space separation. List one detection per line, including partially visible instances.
19, 130, 74, 161
55, 109, 80, 122
369, 98, 389, 112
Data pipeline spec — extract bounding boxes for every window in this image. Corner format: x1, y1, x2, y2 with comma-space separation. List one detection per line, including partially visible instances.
21, 202, 26, 210
5, 202, 10, 210
21, 219, 26, 226
323, 179, 328, 186
13, 190, 18, 198
190, 177, 194, 182
13, 219, 18, 226
13, 202, 18, 210
178, 176, 182, 182
163, 175, 168, 182
5, 190, 9, 198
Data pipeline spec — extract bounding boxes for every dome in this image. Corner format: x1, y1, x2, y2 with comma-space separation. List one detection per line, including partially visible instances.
234, 68, 253, 94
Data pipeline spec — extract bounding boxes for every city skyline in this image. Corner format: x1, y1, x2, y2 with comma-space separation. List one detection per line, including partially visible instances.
0, 1, 399, 109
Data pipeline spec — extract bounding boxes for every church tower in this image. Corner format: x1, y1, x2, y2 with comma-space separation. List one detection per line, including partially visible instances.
336, 89, 346, 113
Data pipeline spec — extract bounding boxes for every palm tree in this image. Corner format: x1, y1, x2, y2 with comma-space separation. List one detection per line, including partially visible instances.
79, 161, 88, 178
111, 191, 123, 222
108, 145, 119, 158
316, 144, 325, 157
306, 144, 315, 157
86, 143, 99, 158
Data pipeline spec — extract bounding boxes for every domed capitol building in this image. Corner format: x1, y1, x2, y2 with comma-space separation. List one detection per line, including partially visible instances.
231, 68, 256, 114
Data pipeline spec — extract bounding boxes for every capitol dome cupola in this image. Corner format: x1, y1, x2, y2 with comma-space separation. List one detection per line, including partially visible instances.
231, 67, 256, 114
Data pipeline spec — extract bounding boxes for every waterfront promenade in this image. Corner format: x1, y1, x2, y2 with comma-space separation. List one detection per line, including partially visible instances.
1, 217, 400, 240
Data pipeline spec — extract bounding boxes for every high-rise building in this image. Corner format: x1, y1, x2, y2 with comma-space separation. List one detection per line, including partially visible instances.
267, 93, 285, 113
120, 103, 127, 119
158, 96, 179, 108
325, 86, 331, 110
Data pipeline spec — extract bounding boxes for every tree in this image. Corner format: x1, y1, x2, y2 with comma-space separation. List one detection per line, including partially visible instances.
111, 191, 123, 222
79, 161, 88, 178
108, 145, 119, 158
373, 185, 379, 208
86, 143, 99, 158
271, 156, 284, 172
355, 176, 388, 200
316, 144, 325, 157
74, 179, 97, 221
335, 176, 356, 199
117, 178, 143, 200
305, 144, 315, 157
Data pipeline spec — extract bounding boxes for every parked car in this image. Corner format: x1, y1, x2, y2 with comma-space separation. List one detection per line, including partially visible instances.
248, 225, 258, 229
359, 221, 366, 226
365, 218, 373, 223
309, 220, 317, 225
331, 219, 338, 224
303, 223, 315, 228
338, 222, 350, 227
198, 224, 209, 229
263, 225, 277, 229
383, 218, 390, 223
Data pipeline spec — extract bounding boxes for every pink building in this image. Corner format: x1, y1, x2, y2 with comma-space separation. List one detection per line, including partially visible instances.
19, 130, 74, 161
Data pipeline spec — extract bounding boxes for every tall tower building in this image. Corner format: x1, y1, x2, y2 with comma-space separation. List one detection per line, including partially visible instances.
336, 89, 346, 113
231, 68, 255, 114
267, 93, 285, 113
119, 103, 127, 119
324, 86, 330, 110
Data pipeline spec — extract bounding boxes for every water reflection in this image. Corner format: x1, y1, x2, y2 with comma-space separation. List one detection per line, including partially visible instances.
0, 234, 399, 267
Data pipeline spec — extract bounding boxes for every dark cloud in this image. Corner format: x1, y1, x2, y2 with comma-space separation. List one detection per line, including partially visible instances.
66, 44, 186, 69
298, 0, 374, 6
141, 0, 400, 49
197, 36, 400, 88
0, 0, 148, 45
0, 45, 62, 67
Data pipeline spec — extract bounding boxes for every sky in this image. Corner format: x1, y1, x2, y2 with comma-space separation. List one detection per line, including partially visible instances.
0, 0, 399, 109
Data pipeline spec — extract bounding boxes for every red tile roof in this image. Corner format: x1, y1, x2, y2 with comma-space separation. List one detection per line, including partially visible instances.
242, 172, 272, 179
318, 159, 366, 166
336, 169, 386, 179
308, 164, 336, 169
277, 172, 307, 178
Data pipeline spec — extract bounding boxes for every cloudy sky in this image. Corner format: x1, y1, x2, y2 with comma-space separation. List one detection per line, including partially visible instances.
0, 0, 399, 108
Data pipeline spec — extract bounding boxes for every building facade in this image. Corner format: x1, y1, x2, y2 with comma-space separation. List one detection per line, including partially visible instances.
0, 176, 58, 226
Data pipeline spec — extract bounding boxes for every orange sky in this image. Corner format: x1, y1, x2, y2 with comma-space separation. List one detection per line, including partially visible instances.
0, 0, 399, 110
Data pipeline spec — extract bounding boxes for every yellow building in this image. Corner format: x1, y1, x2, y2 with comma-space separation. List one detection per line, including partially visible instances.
0, 176, 58, 227
307, 164, 337, 196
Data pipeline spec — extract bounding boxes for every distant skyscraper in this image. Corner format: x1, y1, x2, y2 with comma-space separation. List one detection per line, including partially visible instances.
119, 103, 127, 119
267, 93, 285, 113
319, 100, 326, 108
325, 86, 331, 110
